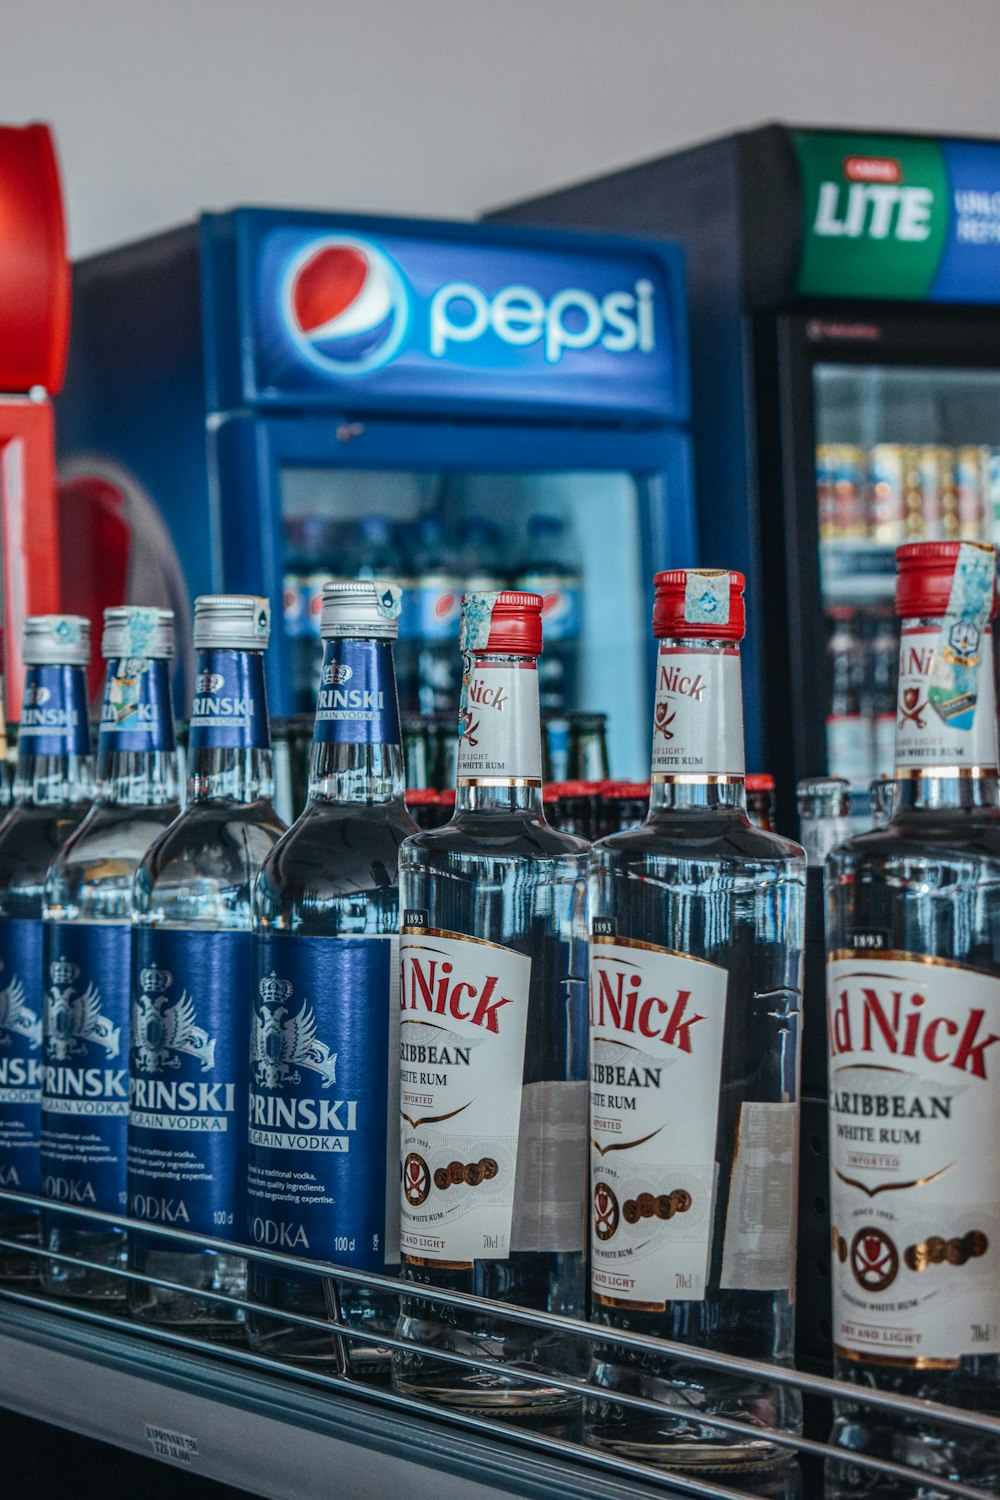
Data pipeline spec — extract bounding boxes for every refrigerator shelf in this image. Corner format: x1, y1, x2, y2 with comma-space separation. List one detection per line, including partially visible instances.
1, 1190, 999, 1500
818, 541, 897, 605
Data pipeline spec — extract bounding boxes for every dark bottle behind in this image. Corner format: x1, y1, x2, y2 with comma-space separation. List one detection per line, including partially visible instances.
128, 596, 285, 1337
515, 514, 583, 716
0, 615, 95, 1279
825, 542, 1000, 1499
566, 711, 610, 783
41, 608, 180, 1302
586, 570, 805, 1473
395, 591, 590, 1424
250, 579, 415, 1375
826, 608, 869, 787
413, 516, 462, 717
745, 772, 777, 832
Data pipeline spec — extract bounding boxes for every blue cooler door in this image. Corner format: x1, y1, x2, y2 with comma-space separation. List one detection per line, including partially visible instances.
212, 413, 695, 782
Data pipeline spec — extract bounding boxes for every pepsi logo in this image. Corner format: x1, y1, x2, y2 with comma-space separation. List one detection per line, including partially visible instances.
434, 592, 458, 620
283, 235, 409, 374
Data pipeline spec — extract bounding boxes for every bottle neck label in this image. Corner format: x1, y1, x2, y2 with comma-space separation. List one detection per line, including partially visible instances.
42, 923, 130, 1212
19, 666, 91, 758
99, 657, 175, 754
248, 933, 399, 1267
129, 928, 250, 1241
650, 645, 745, 780
0, 918, 44, 1194
827, 952, 1000, 1364
399, 925, 533, 1265
895, 627, 997, 772
314, 639, 400, 747
457, 658, 542, 783
189, 651, 269, 752
589, 937, 733, 1307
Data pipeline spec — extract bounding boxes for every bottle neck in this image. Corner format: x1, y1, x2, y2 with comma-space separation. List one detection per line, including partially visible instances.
649, 635, 746, 812
309, 636, 405, 804
15, 663, 95, 806
893, 613, 999, 810
96, 654, 179, 807
456, 649, 543, 813
187, 649, 273, 804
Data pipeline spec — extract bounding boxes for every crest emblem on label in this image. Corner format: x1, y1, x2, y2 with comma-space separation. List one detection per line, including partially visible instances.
44, 958, 121, 1060
131, 965, 217, 1073
0, 963, 41, 1050
251, 973, 338, 1090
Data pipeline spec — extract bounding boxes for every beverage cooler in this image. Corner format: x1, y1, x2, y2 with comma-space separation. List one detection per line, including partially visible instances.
490, 125, 1000, 825
56, 211, 695, 779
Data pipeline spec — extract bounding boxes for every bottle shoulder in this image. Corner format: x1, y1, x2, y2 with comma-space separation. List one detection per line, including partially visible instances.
829, 807, 1000, 872
138, 798, 286, 886
48, 800, 180, 877
256, 799, 417, 911
0, 803, 90, 896
402, 809, 590, 865
593, 810, 805, 873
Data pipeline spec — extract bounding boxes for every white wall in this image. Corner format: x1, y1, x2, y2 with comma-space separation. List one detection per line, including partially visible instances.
2, 0, 998, 257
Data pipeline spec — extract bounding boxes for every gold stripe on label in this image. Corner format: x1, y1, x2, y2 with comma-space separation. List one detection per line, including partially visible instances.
402, 1255, 474, 1271
456, 777, 543, 788
834, 1344, 959, 1372
590, 932, 728, 970
649, 774, 744, 785
828, 948, 1000, 978
893, 765, 997, 779
400, 925, 521, 955
592, 1293, 667, 1312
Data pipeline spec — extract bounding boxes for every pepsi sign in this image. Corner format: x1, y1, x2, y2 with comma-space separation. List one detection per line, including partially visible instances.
238, 211, 686, 420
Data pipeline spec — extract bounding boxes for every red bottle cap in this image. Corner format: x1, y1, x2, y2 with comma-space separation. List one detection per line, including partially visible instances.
404, 788, 439, 805
601, 780, 651, 800
653, 570, 746, 641
460, 591, 543, 655
745, 773, 775, 792
896, 541, 997, 620
547, 780, 597, 798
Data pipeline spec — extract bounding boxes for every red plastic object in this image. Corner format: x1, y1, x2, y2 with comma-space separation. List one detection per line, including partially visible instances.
0, 397, 61, 715
0, 123, 71, 395
895, 540, 998, 620
653, 570, 746, 642
465, 591, 544, 656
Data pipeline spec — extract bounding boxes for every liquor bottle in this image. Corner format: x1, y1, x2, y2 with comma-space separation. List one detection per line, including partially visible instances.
0, 616, 95, 1279
566, 712, 610, 782
128, 595, 285, 1335
249, 579, 415, 1371
40, 608, 180, 1301
401, 712, 431, 790
796, 777, 852, 869
825, 541, 1000, 1498
586, 570, 805, 1471
395, 590, 590, 1420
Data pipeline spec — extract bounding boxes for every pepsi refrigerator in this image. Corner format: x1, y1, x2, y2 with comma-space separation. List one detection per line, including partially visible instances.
56, 211, 695, 779
490, 125, 1000, 821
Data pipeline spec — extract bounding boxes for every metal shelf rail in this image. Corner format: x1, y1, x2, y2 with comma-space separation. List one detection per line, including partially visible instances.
0, 1187, 997, 1500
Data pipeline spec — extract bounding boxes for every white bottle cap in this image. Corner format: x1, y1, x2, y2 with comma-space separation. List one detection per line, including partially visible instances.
193, 595, 271, 651
23, 615, 91, 667
320, 579, 401, 639
102, 606, 175, 661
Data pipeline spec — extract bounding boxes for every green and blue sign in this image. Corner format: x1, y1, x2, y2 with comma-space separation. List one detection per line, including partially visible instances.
794, 132, 1000, 303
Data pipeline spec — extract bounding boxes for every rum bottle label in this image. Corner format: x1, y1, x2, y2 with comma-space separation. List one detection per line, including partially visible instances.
399, 927, 531, 1263
827, 952, 1000, 1363
650, 645, 744, 778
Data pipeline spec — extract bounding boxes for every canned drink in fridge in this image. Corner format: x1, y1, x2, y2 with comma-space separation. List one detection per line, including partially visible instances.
956, 444, 988, 540
870, 443, 907, 544
915, 445, 947, 540
832, 444, 868, 538
817, 444, 837, 540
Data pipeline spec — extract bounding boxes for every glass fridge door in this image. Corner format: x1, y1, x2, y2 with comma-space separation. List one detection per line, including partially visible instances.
814, 363, 1000, 792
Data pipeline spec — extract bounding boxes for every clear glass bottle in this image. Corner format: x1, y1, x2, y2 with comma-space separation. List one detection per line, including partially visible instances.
825, 541, 1000, 1498
41, 607, 179, 1301
394, 590, 590, 1427
249, 580, 415, 1374
0, 616, 95, 1279
585, 569, 805, 1472
127, 595, 285, 1336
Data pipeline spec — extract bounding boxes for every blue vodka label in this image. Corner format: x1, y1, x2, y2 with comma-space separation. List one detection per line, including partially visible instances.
18, 666, 91, 757
314, 639, 401, 747
188, 651, 269, 752
248, 933, 397, 1269
0, 918, 44, 1196
128, 928, 250, 1240
99, 657, 175, 754
41, 923, 130, 1213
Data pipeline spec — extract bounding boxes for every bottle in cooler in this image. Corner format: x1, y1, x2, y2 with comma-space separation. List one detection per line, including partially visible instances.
457, 516, 505, 594
0, 617, 95, 1280
401, 712, 431, 790
867, 609, 898, 779
956, 445, 988, 541
412, 515, 462, 716
566, 712, 610, 782
744, 772, 777, 832
284, 515, 334, 713
826, 609, 870, 787
870, 445, 907, 546
515, 514, 583, 715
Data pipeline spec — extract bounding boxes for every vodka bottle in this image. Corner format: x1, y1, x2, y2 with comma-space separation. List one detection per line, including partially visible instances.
0, 616, 95, 1279
585, 569, 805, 1471
249, 579, 415, 1372
825, 541, 1000, 1498
41, 607, 179, 1301
394, 591, 590, 1422
128, 596, 284, 1335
